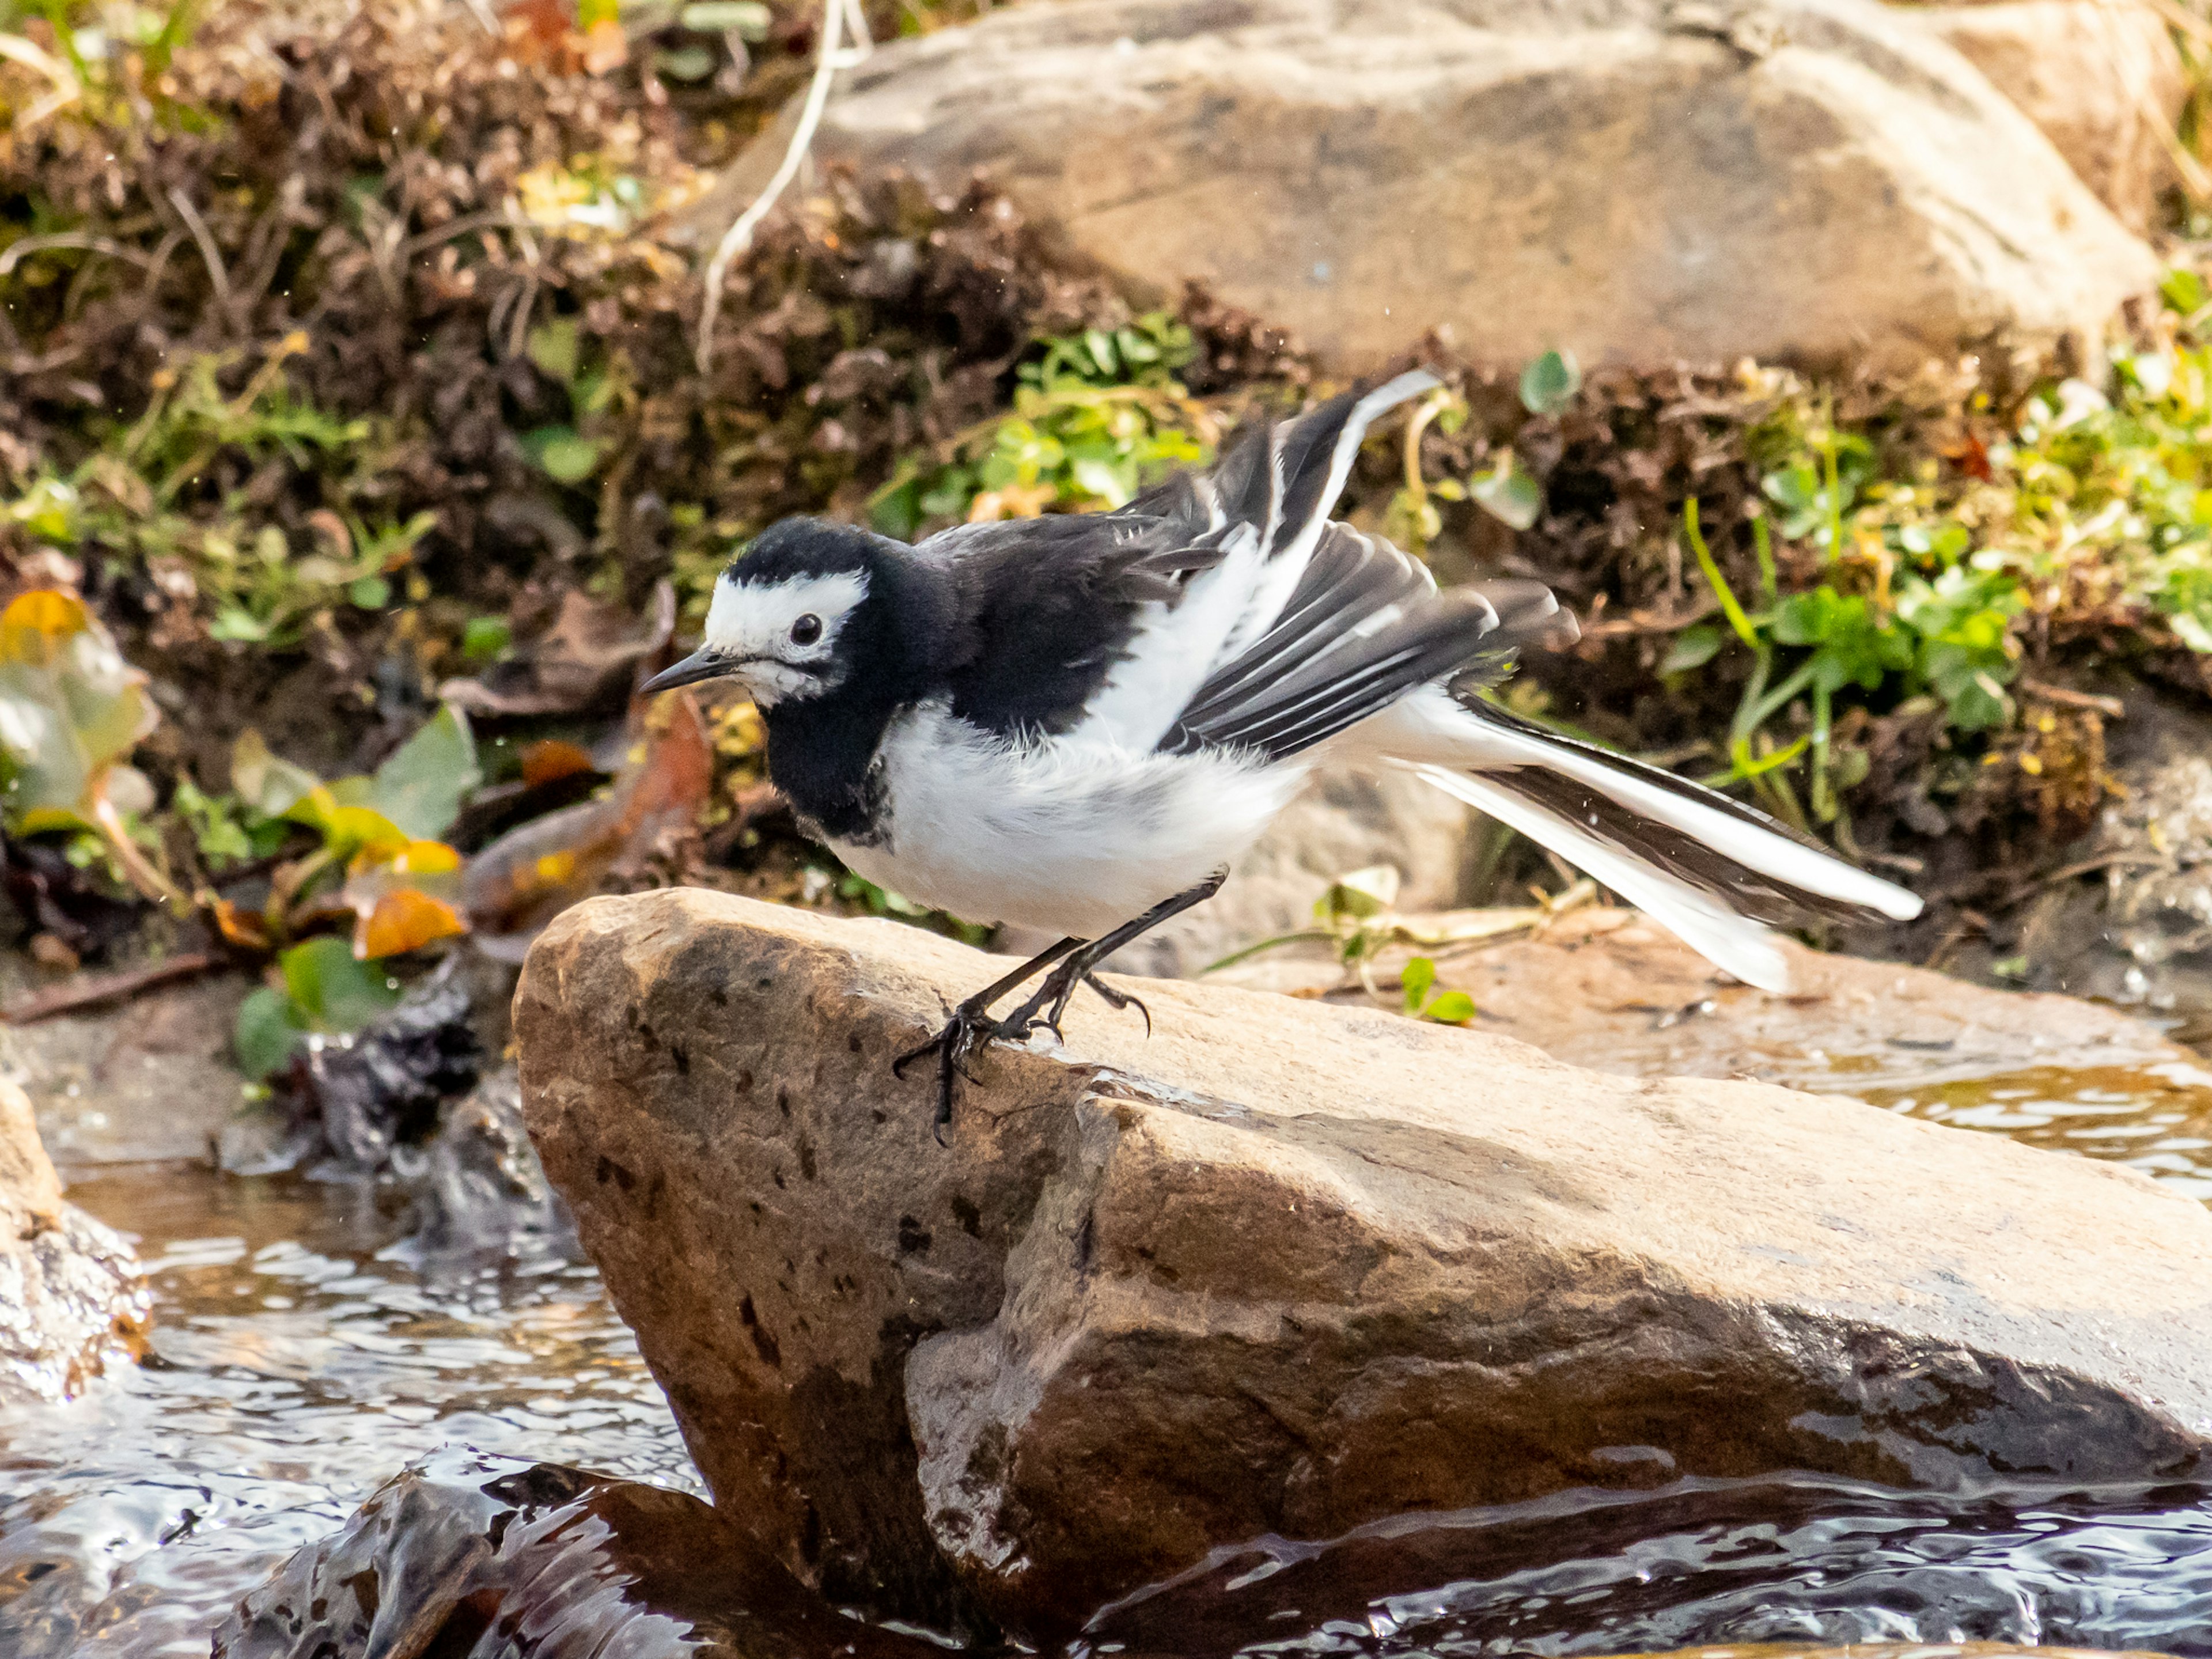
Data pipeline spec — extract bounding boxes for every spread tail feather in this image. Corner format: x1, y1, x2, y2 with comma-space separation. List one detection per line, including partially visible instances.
1373, 693, 1924, 993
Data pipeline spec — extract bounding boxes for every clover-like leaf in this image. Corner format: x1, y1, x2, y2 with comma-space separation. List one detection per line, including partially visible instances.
1518, 349, 1582, 418
1470, 457, 1543, 531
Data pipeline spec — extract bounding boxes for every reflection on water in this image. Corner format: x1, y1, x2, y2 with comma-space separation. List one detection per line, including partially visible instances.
1863, 1062, 2212, 1205
1082, 1474, 2212, 1658
0, 1167, 694, 1658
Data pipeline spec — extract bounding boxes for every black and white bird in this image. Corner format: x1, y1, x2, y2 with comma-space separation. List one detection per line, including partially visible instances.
643, 370, 1923, 1126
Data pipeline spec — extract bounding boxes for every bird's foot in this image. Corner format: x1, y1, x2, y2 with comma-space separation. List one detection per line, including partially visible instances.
893, 998, 1028, 1142
1083, 972, 1151, 1037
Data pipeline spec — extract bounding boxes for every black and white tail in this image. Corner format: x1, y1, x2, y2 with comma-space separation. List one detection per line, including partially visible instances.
1360, 689, 1923, 992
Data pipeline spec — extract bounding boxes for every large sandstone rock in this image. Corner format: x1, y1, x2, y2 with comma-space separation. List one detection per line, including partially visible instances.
1912, 0, 2187, 234
516, 890, 2212, 1637
691, 0, 2157, 373
0, 1075, 145, 1400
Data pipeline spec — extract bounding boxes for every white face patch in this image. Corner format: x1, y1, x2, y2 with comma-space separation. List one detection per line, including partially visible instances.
700, 569, 869, 703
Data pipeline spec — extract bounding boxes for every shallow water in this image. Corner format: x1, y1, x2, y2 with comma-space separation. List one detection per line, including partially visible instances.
7, 1051, 2212, 1658
1863, 1060, 2212, 1206
0, 1167, 695, 1657
1080, 1473, 2212, 1657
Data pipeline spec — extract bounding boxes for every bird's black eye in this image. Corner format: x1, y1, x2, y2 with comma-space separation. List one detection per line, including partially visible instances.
789, 614, 822, 646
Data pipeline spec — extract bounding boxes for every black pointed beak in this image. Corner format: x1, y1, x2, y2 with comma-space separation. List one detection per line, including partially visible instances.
642, 647, 741, 695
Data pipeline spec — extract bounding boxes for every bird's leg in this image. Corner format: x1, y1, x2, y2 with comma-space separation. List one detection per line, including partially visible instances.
894, 935, 1081, 1138
1001, 869, 1228, 1042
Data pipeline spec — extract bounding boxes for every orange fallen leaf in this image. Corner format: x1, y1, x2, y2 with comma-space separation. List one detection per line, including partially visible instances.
211, 897, 272, 950
358, 888, 468, 959
520, 739, 597, 788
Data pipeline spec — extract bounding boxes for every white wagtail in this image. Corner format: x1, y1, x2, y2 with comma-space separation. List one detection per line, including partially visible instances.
644, 370, 1923, 1128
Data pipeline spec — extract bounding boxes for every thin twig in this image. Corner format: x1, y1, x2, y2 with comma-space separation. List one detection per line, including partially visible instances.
1, 953, 220, 1025
0, 32, 79, 128
0, 234, 156, 279
2018, 677, 2126, 719
166, 186, 233, 312
696, 0, 862, 373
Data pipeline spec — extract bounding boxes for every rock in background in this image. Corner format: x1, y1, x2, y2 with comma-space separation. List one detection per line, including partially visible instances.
0, 1076, 145, 1401
516, 891, 2212, 1637
691, 0, 2158, 373
1910, 0, 2188, 234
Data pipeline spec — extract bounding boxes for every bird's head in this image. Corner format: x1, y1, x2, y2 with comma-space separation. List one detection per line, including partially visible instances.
642, 519, 885, 706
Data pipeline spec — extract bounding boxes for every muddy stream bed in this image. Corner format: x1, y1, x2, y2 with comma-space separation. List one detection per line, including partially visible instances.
6, 1037, 2212, 1657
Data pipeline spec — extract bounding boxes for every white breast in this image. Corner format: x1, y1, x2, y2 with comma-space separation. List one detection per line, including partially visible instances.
829, 700, 1306, 937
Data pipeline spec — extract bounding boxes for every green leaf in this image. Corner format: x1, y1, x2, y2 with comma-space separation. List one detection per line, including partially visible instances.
525, 426, 601, 484
526, 320, 581, 387
656, 44, 717, 79
1319, 865, 1400, 922
1422, 991, 1477, 1025
280, 936, 402, 1032
232, 730, 323, 819
1661, 624, 1723, 675
681, 0, 770, 34
1402, 955, 1436, 1013
1470, 457, 1543, 531
462, 616, 513, 663
0, 592, 158, 828
1518, 349, 1582, 418
234, 986, 306, 1082
2162, 267, 2207, 317
347, 575, 392, 610
368, 704, 482, 840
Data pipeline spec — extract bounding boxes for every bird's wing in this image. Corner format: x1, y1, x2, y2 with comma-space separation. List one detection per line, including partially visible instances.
904, 510, 1242, 737
1160, 524, 1506, 759
1066, 370, 1456, 752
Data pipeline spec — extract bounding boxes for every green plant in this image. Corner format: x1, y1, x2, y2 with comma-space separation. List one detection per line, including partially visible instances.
1387, 350, 1581, 555
1399, 956, 1475, 1025
867, 312, 1210, 537
234, 935, 404, 1081
1668, 274, 2212, 827
520, 318, 620, 488
0, 588, 179, 904
831, 868, 992, 946
1673, 496, 2021, 831
0, 340, 434, 647
228, 704, 481, 951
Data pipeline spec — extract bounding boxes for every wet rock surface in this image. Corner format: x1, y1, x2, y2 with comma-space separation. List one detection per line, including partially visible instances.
1214, 906, 2212, 1092
697, 0, 2156, 373
0, 970, 250, 1169
0, 1075, 144, 1401
516, 890, 2212, 1638
214, 1448, 941, 1659
2008, 692, 2212, 1025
